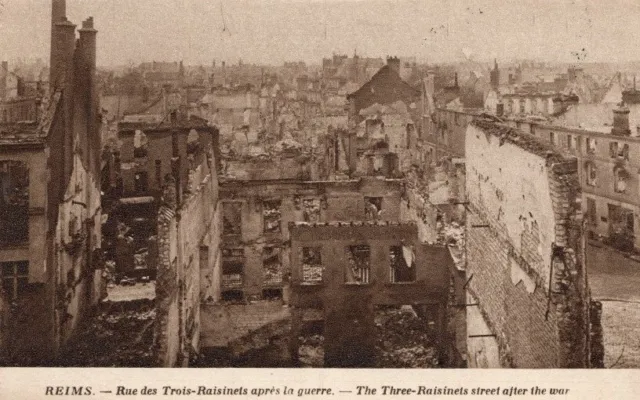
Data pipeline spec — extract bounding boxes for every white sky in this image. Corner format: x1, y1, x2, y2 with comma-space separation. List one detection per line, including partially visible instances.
1, 0, 640, 66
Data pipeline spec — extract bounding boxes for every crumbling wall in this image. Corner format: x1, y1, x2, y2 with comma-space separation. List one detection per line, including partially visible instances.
465, 121, 593, 368
155, 206, 180, 367
155, 144, 220, 366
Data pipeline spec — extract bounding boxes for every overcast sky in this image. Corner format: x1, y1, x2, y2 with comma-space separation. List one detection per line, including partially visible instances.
1, 0, 640, 67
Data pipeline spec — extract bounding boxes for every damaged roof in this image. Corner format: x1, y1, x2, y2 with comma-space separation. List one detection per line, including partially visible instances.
0, 121, 45, 148
118, 114, 213, 133
471, 118, 572, 164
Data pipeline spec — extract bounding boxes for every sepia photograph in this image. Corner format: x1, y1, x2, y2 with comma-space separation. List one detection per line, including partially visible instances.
0, 0, 638, 374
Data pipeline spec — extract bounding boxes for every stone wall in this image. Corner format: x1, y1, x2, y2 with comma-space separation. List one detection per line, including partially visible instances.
154, 144, 220, 367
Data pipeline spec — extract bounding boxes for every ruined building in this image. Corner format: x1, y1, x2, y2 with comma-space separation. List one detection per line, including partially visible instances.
0, 0, 103, 364
464, 119, 599, 367
154, 124, 221, 367
289, 221, 454, 367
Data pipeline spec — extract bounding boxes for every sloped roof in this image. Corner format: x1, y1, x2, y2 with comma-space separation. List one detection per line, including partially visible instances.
346, 65, 420, 100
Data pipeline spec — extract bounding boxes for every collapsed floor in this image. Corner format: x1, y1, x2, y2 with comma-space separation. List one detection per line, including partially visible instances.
195, 306, 438, 368
55, 296, 156, 367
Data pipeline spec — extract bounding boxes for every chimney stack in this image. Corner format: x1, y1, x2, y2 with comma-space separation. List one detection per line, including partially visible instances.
386, 56, 400, 75
79, 17, 100, 174
612, 102, 631, 136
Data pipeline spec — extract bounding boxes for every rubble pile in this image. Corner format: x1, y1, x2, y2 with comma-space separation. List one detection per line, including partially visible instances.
298, 334, 324, 367
56, 300, 156, 367
374, 307, 438, 368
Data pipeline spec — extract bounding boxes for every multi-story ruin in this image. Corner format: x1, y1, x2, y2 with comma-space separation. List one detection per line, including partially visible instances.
0, 0, 103, 364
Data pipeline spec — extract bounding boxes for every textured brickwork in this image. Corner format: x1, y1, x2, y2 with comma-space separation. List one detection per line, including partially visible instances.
465, 120, 593, 368
466, 206, 559, 367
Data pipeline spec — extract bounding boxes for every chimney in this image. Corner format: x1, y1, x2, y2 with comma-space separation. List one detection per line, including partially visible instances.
612, 102, 631, 136
50, 0, 67, 83
79, 17, 100, 174
386, 56, 400, 74
50, 17, 76, 90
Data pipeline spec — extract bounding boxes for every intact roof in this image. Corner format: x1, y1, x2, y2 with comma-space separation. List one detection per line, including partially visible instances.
346, 65, 420, 100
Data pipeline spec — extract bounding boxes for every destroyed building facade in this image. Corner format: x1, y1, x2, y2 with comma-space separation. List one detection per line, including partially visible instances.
219, 176, 404, 302
464, 119, 598, 367
288, 221, 453, 367
0, 0, 103, 364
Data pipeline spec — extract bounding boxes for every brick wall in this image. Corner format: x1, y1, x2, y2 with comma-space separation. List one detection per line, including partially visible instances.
465, 120, 592, 368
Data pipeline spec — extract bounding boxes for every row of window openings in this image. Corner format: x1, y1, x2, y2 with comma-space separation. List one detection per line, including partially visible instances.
585, 163, 630, 193
546, 132, 630, 160
222, 197, 384, 235
220, 245, 416, 287
301, 245, 416, 285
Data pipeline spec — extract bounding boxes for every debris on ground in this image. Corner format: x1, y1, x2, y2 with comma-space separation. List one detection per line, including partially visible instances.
56, 299, 156, 367
374, 306, 438, 368
298, 334, 324, 367
295, 307, 438, 368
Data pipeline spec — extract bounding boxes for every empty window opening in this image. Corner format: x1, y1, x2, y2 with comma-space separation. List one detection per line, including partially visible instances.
614, 167, 629, 193
585, 162, 597, 187
301, 246, 323, 285
263, 199, 282, 234
549, 131, 555, 145
345, 245, 371, 284
1, 261, 28, 300
365, 197, 383, 221
186, 129, 201, 155
389, 245, 416, 283
610, 142, 630, 160
302, 198, 321, 223
607, 204, 635, 252
262, 288, 283, 300
222, 202, 242, 235
0, 160, 29, 244
221, 289, 244, 302
222, 248, 244, 289
586, 137, 597, 154
155, 160, 162, 186
586, 198, 597, 226
133, 130, 148, 158
609, 142, 619, 158
263, 246, 283, 286
134, 171, 149, 193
